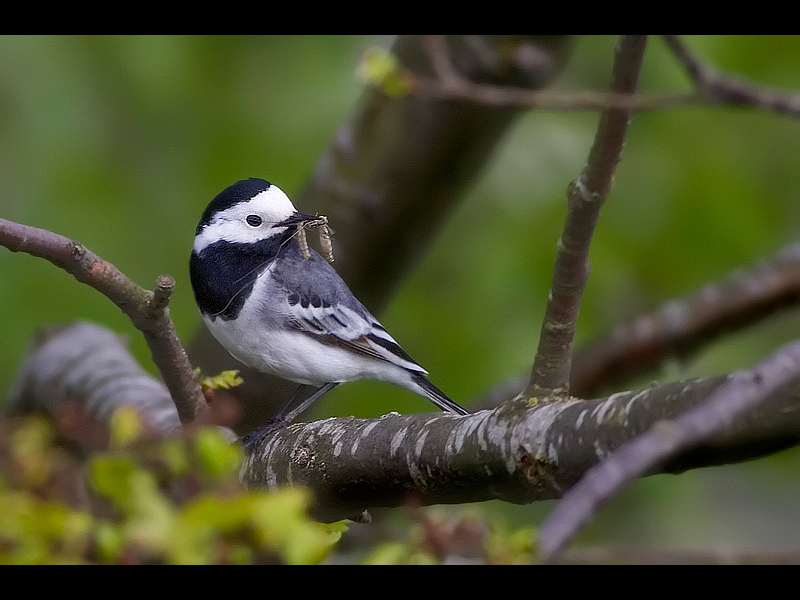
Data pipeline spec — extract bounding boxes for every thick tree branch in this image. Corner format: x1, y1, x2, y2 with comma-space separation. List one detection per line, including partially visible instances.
5, 322, 233, 441
10, 320, 800, 524
526, 35, 647, 398
242, 367, 800, 522
5, 322, 182, 435
536, 339, 800, 562
0, 218, 205, 425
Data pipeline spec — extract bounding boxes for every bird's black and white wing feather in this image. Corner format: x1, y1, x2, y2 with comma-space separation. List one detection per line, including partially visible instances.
270, 242, 428, 375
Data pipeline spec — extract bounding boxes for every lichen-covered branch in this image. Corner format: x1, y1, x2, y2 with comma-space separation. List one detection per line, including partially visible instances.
241, 368, 800, 522
537, 339, 800, 561
10, 319, 800, 523
526, 35, 647, 398
0, 217, 205, 425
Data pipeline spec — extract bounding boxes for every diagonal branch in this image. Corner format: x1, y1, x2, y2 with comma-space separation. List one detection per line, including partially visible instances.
0, 217, 205, 425
536, 338, 800, 562
473, 241, 800, 409
663, 35, 800, 117
571, 242, 800, 397
526, 35, 648, 399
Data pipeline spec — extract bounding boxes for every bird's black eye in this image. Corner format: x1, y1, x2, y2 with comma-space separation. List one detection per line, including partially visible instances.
246, 214, 262, 227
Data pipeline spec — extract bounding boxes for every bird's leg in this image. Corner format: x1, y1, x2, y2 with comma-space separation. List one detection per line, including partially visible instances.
278, 382, 339, 423
242, 383, 340, 449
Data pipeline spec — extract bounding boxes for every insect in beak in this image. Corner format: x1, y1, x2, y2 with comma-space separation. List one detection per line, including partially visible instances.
288, 213, 334, 264
277, 212, 320, 227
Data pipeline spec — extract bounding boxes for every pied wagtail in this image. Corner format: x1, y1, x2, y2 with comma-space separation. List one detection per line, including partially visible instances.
190, 178, 469, 436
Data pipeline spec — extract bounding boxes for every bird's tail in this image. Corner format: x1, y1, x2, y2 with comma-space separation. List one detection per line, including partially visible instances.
410, 373, 470, 415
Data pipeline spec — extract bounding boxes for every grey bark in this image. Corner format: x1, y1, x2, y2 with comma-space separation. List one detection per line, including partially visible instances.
5, 322, 182, 435
10, 322, 800, 522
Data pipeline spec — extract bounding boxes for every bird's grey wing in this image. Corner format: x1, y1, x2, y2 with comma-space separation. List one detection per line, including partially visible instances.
271, 243, 427, 374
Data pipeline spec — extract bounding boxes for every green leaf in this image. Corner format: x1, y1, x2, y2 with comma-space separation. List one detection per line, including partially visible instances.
89, 455, 175, 553
195, 368, 243, 391
89, 455, 139, 507
109, 406, 144, 448
9, 416, 56, 488
0, 491, 92, 564
192, 427, 243, 481
361, 541, 436, 565
249, 488, 343, 565
356, 47, 412, 97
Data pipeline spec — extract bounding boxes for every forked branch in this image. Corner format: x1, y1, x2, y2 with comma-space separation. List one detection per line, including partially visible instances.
525, 35, 648, 399
0, 217, 205, 425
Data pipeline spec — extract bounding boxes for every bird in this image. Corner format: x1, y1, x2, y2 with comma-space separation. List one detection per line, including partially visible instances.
190, 178, 469, 435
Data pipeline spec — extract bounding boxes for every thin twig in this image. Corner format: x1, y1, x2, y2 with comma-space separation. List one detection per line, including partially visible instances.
663, 35, 800, 117
536, 339, 800, 562
417, 35, 694, 112
421, 35, 464, 90
414, 77, 700, 113
0, 217, 205, 425
148, 274, 175, 315
408, 35, 800, 118
661, 35, 717, 87
525, 35, 648, 399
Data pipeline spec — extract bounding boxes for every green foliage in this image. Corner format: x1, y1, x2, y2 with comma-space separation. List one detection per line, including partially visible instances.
359, 509, 539, 565
109, 405, 146, 449
356, 46, 412, 97
0, 413, 346, 564
195, 368, 244, 391
361, 542, 438, 565
0, 492, 92, 565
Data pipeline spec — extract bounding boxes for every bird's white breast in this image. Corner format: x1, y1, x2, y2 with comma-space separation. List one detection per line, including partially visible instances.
202, 274, 410, 387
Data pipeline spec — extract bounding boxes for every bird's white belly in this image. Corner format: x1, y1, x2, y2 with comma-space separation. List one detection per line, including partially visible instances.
203, 308, 384, 386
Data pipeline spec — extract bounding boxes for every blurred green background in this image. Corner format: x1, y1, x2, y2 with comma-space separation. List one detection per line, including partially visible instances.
2, 35, 800, 554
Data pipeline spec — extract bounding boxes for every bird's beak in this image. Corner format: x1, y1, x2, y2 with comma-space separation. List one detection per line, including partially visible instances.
276, 212, 320, 227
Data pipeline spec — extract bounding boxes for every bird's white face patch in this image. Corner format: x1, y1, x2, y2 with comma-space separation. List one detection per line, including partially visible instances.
193, 185, 298, 253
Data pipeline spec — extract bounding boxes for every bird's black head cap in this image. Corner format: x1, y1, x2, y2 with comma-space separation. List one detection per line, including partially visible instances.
196, 178, 272, 235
